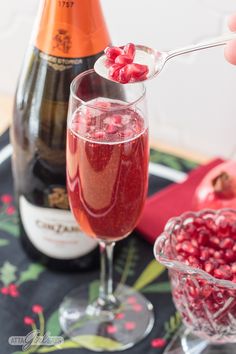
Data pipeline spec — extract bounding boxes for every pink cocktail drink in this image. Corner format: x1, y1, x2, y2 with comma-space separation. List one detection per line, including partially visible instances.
67, 100, 149, 241
61, 71, 154, 349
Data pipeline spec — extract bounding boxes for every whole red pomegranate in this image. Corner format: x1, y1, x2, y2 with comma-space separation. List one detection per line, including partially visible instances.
193, 161, 236, 210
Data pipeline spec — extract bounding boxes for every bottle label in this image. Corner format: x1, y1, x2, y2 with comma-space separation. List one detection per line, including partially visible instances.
39, 52, 83, 71
34, 0, 110, 58
19, 196, 98, 260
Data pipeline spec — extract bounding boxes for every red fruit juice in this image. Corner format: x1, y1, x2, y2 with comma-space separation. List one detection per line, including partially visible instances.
67, 100, 149, 241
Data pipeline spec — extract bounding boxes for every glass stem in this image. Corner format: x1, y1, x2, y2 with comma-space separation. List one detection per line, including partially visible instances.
98, 241, 119, 310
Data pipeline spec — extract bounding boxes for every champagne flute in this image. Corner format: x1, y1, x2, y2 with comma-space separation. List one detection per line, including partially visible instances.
59, 69, 154, 351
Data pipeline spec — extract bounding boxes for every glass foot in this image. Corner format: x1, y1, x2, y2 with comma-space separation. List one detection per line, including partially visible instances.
59, 284, 154, 351
164, 326, 236, 354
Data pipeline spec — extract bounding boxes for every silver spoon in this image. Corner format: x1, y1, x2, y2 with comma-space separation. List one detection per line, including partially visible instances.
94, 32, 236, 82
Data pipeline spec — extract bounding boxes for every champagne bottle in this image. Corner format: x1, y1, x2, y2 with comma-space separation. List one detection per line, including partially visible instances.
11, 0, 110, 271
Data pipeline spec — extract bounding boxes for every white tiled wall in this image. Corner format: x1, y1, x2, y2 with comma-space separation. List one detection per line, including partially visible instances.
0, 0, 236, 158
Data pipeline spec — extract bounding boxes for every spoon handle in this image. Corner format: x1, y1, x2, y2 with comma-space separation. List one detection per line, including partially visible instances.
166, 32, 236, 59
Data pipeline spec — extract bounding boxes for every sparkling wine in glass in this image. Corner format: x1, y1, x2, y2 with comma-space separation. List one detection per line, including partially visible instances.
59, 69, 154, 351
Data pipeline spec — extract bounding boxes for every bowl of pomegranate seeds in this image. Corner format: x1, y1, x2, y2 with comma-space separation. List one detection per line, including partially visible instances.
154, 209, 236, 347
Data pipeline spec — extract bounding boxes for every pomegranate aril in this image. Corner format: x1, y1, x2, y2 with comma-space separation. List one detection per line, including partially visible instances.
115, 55, 133, 65
193, 218, 205, 228
106, 124, 118, 134
190, 247, 200, 257
206, 299, 220, 312
113, 115, 122, 125
231, 263, 236, 274
217, 258, 226, 265
221, 264, 232, 271
189, 286, 199, 298
184, 223, 196, 235
104, 59, 113, 68
214, 265, 232, 280
109, 63, 125, 81
123, 43, 135, 61
175, 243, 182, 252
105, 46, 123, 61
176, 231, 188, 242
118, 65, 132, 84
198, 229, 210, 246
204, 261, 215, 274
119, 63, 138, 83
93, 131, 106, 139
191, 239, 198, 248
205, 218, 217, 232
181, 241, 199, 256
181, 241, 191, 252
231, 222, 236, 235
200, 248, 210, 261
209, 236, 220, 248
214, 250, 224, 260
209, 257, 220, 267
224, 249, 236, 263
130, 63, 149, 80
218, 219, 231, 236
218, 219, 229, 230
201, 284, 212, 298
208, 248, 215, 256
220, 238, 234, 249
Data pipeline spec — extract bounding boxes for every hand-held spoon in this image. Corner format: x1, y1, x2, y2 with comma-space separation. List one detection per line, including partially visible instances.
94, 32, 236, 82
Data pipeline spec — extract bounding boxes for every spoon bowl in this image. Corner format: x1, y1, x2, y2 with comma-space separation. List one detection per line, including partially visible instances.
94, 45, 165, 82
94, 32, 236, 83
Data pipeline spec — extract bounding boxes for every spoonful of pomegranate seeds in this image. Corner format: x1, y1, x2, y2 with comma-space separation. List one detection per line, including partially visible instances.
94, 33, 236, 84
